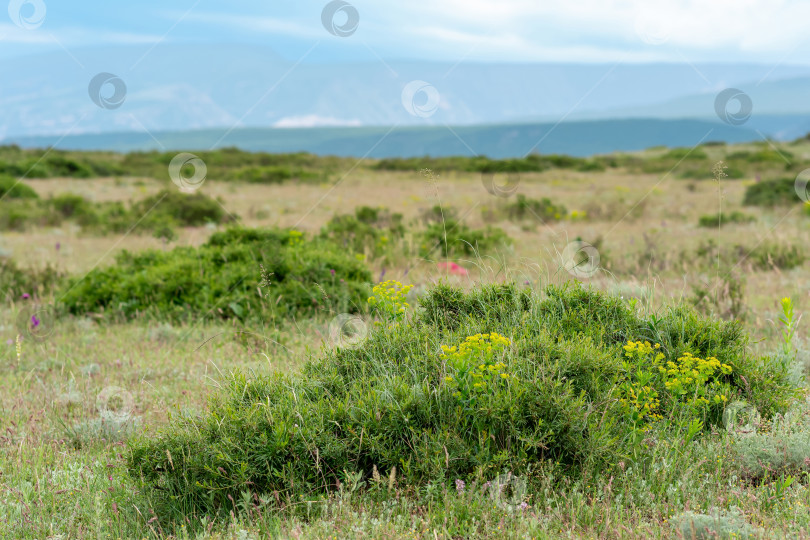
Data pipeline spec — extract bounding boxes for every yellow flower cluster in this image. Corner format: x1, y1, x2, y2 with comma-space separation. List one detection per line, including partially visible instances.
288, 229, 304, 247
623, 340, 663, 359
620, 339, 735, 428
661, 352, 731, 404
442, 333, 512, 400
441, 332, 511, 358
367, 280, 413, 320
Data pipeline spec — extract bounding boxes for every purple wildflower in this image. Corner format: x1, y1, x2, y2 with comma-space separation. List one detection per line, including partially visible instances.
55, 242, 60, 251
455, 478, 465, 494
329, 269, 335, 276
21, 293, 30, 299
31, 315, 40, 328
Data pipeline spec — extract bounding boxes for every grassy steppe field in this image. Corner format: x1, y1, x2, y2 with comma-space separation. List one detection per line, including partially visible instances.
2, 139, 810, 539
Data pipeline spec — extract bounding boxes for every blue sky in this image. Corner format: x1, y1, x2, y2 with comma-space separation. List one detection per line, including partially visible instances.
2, 0, 809, 64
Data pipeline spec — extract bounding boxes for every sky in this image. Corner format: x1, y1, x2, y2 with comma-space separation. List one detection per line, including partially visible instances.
1, 0, 810, 65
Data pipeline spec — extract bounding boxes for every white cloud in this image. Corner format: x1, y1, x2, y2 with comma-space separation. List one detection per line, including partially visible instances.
0, 23, 53, 44
182, 12, 322, 39
273, 114, 362, 128
363, 0, 810, 61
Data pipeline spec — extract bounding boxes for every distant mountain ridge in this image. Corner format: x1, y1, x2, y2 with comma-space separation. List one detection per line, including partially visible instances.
2, 43, 810, 141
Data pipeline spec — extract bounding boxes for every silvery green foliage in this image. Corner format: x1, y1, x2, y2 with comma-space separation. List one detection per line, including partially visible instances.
731, 402, 810, 479
669, 507, 759, 539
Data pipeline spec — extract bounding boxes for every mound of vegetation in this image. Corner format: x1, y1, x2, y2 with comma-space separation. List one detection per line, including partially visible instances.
502, 194, 568, 222
59, 227, 372, 321
318, 205, 512, 263
693, 239, 806, 271
0, 145, 340, 183
698, 210, 756, 228
419, 220, 511, 258
0, 258, 64, 301
0, 189, 232, 236
127, 282, 800, 520
743, 178, 799, 206
0, 175, 38, 199
319, 206, 406, 259
373, 154, 606, 173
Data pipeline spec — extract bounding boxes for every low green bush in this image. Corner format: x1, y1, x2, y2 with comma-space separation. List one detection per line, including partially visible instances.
127, 282, 800, 521
0, 175, 38, 199
0, 258, 64, 301
697, 211, 755, 228
743, 178, 798, 206
748, 241, 806, 270
693, 239, 805, 271
59, 226, 372, 321
503, 194, 567, 222
418, 220, 511, 258
320, 206, 405, 259
131, 189, 230, 228
0, 189, 233, 234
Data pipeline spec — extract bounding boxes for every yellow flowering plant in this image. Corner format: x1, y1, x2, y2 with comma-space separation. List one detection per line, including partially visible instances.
618, 340, 734, 429
287, 229, 304, 247
441, 332, 512, 405
367, 280, 413, 322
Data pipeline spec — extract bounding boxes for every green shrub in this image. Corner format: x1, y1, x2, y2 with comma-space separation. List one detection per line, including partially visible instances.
320, 206, 405, 258
0, 200, 49, 231
59, 227, 372, 321
418, 220, 511, 258
693, 239, 805, 271
0, 258, 64, 301
503, 194, 567, 222
665, 147, 709, 161
743, 178, 798, 206
132, 189, 231, 228
730, 403, 810, 481
697, 211, 755, 228
0, 176, 38, 199
419, 205, 457, 225
0, 189, 233, 234
232, 166, 322, 184
669, 508, 759, 539
745, 148, 793, 163
127, 283, 799, 520
43, 155, 94, 178
49, 193, 100, 226
748, 241, 805, 270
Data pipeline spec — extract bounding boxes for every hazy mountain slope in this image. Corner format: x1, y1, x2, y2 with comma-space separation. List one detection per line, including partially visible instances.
2, 43, 810, 138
